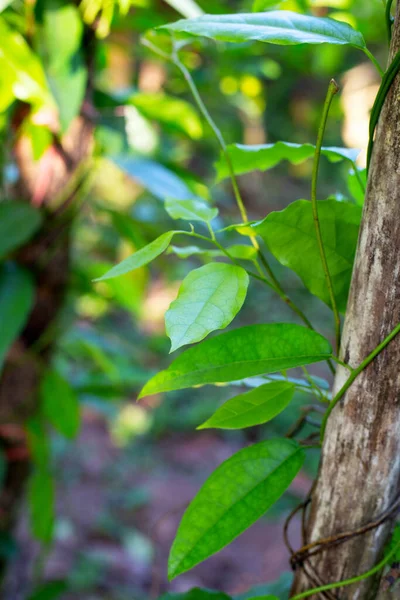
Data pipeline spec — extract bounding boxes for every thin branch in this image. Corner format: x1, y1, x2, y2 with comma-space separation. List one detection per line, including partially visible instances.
311, 79, 341, 354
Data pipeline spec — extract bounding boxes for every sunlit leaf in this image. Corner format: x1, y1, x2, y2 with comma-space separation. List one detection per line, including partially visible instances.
215, 142, 360, 180
0, 16, 52, 108
0, 201, 42, 259
167, 245, 221, 259
0, 264, 34, 367
161, 11, 366, 49
254, 199, 361, 312
168, 438, 304, 578
198, 381, 295, 429
165, 197, 218, 223
166, 263, 249, 351
41, 369, 81, 438
167, 244, 256, 261
36, 0, 87, 131
139, 323, 332, 397
164, 0, 204, 18
253, 0, 281, 10
129, 92, 203, 139
95, 231, 178, 280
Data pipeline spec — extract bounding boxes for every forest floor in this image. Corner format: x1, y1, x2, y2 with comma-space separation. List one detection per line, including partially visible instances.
15, 407, 309, 600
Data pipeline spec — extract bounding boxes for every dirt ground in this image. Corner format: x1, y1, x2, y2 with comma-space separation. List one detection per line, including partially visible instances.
4, 407, 307, 600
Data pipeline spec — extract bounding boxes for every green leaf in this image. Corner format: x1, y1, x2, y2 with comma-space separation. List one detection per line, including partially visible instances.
248, 597, 278, 600
0, 16, 52, 109
129, 92, 203, 139
36, 0, 87, 131
166, 263, 249, 352
198, 381, 294, 430
41, 369, 80, 438
114, 157, 195, 201
28, 581, 67, 600
164, 0, 204, 18
0, 201, 42, 259
254, 199, 362, 313
95, 231, 177, 281
160, 589, 231, 600
215, 142, 360, 180
26, 416, 51, 469
235, 573, 293, 600
139, 323, 332, 397
226, 244, 257, 260
167, 245, 221, 259
165, 197, 218, 223
347, 167, 366, 206
253, 0, 281, 10
167, 244, 256, 261
161, 11, 366, 49
0, 264, 34, 368
168, 438, 305, 579
28, 468, 55, 543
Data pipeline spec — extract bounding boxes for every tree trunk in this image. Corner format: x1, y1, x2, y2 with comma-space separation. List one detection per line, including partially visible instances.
0, 39, 94, 596
291, 7, 400, 600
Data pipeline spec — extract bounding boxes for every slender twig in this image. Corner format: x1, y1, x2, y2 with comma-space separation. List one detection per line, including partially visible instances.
330, 355, 354, 372
290, 538, 400, 599
386, 0, 394, 45
142, 38, 335, 373
363, 47, 384, 77
311, 79, 341, 354
321, 322, 400, 440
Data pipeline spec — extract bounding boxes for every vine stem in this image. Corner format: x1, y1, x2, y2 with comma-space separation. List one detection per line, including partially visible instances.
290, 537, 400, 599
142, 37, 335, 374
363, 48, 385, 77
311, 79, 341, 355
320, 321, 400, 440
385, 0, 394, 45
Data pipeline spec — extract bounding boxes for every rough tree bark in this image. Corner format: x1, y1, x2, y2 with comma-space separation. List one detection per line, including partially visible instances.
291, 6, 400, 600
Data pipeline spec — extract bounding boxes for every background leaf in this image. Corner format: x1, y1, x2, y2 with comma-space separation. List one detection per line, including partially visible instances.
113, 157, 195, 201
255, 199, 362, 312
28, 469, 55, 544
215, 142, 360, 180
198, 381, 295, 429
0, 16, 52, 108
168, 439, 305, 578
164, 0, 204, 18
139, 323, 332, 397
41, 369, 81, 438
160, 589, 231, 600
0, 201, 42, 259
28, 581, 68, 600
161, 11, 366, 49
35, 0, 87, 131
166, 263, 249, 351
0, 264, 34, 368
129, 92, 203, 139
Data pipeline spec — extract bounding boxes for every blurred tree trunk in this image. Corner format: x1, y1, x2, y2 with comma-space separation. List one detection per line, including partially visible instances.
291, 6, 400, 600
0, 34, 94, 597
